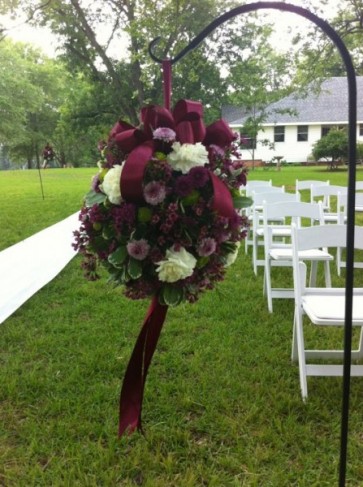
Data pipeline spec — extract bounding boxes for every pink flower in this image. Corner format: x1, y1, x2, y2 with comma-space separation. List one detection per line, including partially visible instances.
197, 238, 217, 257
143, 181, 166, 205
153, 127, 176, 142
209, 144, 225, 157
127, 239, 150, 260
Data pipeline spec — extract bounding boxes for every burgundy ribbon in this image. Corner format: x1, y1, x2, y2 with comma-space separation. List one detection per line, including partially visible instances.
162, 60, 172, 111
210, 172, 234, 218
120, 141, 154, 203
115, 98, 236, 436
118, 295, 168, 437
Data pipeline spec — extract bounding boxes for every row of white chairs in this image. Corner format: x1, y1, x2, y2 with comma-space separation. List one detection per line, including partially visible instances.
241, 180, 363, 399
244, 180, 363, 278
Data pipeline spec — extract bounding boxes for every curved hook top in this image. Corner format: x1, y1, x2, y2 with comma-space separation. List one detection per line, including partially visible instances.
148, 37, 163, 64
148, 1, 354, 75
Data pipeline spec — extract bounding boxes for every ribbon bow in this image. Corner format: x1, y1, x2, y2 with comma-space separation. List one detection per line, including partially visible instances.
113, 100, 236, 436
109, 100, 235, 216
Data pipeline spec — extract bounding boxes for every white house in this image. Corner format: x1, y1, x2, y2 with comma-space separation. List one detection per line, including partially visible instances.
224, 77, 363, 164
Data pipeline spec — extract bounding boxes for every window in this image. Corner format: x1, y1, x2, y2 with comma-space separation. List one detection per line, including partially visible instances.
321, 126, 331, 137
321, 125, 346, 137
297, 125, 308, 142
274, 126, 285, 143
240, 134, 256, 149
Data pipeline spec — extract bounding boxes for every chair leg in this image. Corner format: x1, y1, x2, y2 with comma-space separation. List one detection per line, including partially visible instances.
309, 261, 317, 286
291, 312, 298, 362
323, 260, 331, 287
357, 328, 363, 359
295, 306, 308, 400
264, 260, 273, 313
252, 233, 258, 275
245, 228, 251, 254
336, 247, 342, 277
309, 260, 331, 287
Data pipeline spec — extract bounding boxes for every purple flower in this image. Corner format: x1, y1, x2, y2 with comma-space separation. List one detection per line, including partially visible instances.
127, 239, 150, 260
153, 127, 176, 142
111, 203, 136, 227
91, 174, 101, 192
189, 166, 209, 188
197, 238, 217, 257
209, 144, 225, 157
143, 181, 166, 205
175, 175, 193, 197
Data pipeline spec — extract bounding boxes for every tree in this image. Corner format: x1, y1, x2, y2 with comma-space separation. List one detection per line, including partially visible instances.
0, 0, 286, 125
292, 0, 363, 84
225, 36, 292, 168
312, 129, 348, 169
0, 39, 69, 168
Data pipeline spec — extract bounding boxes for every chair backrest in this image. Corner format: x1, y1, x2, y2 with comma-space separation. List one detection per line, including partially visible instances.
338, 192, 363, 222
291, 224, 363, 298
252, 189, 296, 207
252, 191, 300, 230
264, 200, 325, 228
245, 180, 272, 189
263, 201, 324, 254
310, 184, 347, 199
243, 180, 272, 196
355, 181, 363, 191
356, 192, 363, 211
295, 179, 329, 192
251, 185, 284, 195
310, 184, 348, 212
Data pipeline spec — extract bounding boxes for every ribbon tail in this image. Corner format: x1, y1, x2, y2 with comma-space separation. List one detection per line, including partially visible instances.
118, 295, 168, 437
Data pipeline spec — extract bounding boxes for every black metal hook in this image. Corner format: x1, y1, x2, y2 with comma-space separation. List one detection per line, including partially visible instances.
149, 3, 357, 486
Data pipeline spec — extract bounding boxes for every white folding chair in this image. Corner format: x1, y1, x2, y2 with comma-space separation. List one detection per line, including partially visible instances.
355, 191, 363, 212
244, 185, 285, 255
251, 191, 298, 275
242, 179, 272, 196
310, 184, 348, 223
263, 201, 333, 313
291, 223, 363, 399
336, 192, 363, 276
295, 179, 329, 203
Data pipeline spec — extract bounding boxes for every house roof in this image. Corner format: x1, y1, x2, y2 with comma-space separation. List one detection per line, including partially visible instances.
227, 77, 363, 126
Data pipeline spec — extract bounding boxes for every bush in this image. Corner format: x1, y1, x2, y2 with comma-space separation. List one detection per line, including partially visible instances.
312, 129, 348, 168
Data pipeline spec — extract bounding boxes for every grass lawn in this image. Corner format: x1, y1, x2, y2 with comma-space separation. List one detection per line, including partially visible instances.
0, 166, 363, 486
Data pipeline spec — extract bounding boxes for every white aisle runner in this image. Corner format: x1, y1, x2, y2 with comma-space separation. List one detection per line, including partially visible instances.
0, 212, 80, 324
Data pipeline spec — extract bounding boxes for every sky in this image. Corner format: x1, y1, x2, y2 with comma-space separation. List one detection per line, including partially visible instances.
0, 1, 339, 59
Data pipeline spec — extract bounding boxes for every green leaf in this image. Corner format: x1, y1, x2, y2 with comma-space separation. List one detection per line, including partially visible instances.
221, 241, 238, 253
108, 246, 127, 267
233, 196, 253, 209
196, 256, 210, 268
85, 190, 106, 207
127, 258, 143, 279
161, 285, 184, 306
102, 226, 115, 240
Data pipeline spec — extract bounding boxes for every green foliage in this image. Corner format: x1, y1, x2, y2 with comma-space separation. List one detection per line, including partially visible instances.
0, 39, 70, 168
357, 142, 363, 161
312, 129, 349, 163
292, 0, 363, 83
0, 0, 291, 127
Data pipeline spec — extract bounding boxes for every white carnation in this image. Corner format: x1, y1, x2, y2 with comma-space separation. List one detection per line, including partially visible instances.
167, 142, 208, 174
224, 242, 241, 267
100, 164, 123, 205
156, 247, 197, 283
